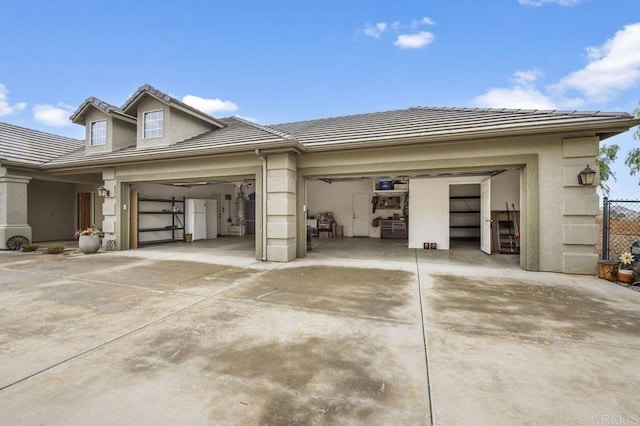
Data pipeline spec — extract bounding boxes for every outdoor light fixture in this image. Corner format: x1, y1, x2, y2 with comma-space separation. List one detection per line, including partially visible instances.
577, 164, 596, 186
96, 185, 110, 197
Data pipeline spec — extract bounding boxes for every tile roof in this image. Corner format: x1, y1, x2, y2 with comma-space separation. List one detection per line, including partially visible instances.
70, 97, 136, 124
43, 117, 292, 167
0, 122, 83, 167
268, 107, 638, 148
3, 106, 638, 169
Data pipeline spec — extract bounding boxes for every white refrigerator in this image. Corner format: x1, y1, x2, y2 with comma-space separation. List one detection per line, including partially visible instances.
186, 199, 207, 240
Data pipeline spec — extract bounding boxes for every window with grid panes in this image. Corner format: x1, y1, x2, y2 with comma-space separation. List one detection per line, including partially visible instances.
90, 120, 106, 146
143, 110, 163, 138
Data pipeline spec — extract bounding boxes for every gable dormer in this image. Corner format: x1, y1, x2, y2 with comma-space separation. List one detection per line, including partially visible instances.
121, 84, 226, 150
70, 97, 137, 155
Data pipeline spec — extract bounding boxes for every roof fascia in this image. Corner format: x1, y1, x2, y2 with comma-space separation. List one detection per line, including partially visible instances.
70, 102, 137, 125
39, 140, 306, 171
299, 117, 640, 152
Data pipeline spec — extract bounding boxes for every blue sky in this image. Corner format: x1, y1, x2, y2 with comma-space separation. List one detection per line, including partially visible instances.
1, 0, 639, 197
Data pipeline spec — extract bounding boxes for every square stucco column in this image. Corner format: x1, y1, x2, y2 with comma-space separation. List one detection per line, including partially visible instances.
0, 167, 32, 249
266, 153, 297, 261
100, 168, 118, 249
560, 136, 600, 274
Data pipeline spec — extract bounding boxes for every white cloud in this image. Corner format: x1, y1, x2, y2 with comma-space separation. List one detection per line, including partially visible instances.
412, 17, 436, 28
473, 23, 640, 110
394, 31, 435, 49
0, 84, 27, 116
182, 95, 238, 115
550, 23, 640, 103
364, 22, 387, 38
518, 0, 581, 6
473, 86, 558, 110
32, 103, 74, 127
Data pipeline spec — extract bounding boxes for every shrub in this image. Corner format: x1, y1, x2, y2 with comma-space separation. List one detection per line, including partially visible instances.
45, 245, 66, 254
21, 243, 39, 252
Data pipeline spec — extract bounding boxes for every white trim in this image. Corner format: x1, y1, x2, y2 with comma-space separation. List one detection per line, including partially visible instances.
143, 109, 164, 139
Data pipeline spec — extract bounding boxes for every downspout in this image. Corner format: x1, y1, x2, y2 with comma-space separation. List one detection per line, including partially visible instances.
256, 149, 267, 261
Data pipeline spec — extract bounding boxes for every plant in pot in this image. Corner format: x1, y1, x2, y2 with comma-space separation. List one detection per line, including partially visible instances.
75, 227, 104, 254
618, 252, 635, 283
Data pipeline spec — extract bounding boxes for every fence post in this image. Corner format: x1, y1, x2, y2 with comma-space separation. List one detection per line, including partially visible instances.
601, 196, 609, 260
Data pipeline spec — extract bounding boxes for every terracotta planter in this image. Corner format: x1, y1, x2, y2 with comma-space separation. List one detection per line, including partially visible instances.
618, 269, 633, 283
597, 260, 618, 282
79, 235, 101, 254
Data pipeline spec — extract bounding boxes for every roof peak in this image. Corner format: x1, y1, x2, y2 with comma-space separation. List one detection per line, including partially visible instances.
120, 83, 226, 128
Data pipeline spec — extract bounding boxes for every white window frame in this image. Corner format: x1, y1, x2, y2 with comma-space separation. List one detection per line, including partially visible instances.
143, 109, 164, 139
90, 120, 107, 146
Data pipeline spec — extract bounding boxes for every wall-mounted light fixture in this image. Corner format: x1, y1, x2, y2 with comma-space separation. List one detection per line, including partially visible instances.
96, 185, 110, 197
577, 164, 596, 186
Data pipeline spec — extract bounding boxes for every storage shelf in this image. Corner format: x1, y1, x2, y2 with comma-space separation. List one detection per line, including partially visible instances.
139, 227, 184, 232
138, 239, 182, 246
137, 196, 185, 246
139, 211, 184, 214
450, 211, 481, 214
449, 196, 480, 199
449, 225, 481, 229
139, 197, 185, 203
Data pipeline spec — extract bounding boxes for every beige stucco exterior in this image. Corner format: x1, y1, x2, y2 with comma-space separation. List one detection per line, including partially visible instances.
133, 97, 214, 149
2, 85, 638, 274
0, 166, 32, 249
294, 130, 602, 273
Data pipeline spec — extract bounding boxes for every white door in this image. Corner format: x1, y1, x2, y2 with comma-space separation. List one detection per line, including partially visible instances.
206, 199, 218, 239
353, 193, 370, 237
480, 178, 492, 254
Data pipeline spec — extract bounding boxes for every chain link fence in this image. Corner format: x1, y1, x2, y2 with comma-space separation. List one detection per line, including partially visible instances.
601, 197, 640, 261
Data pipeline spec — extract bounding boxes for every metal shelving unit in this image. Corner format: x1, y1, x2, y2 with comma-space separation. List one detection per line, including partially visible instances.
137, 197, 185, 246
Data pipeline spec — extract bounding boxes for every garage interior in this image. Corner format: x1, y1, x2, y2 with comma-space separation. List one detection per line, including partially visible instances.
127, 179, 256, 252
305, 168, 521, 258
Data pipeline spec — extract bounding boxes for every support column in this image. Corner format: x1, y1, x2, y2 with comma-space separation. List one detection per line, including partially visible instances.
100, 167, 118, 249
0, 167, 32, 249
560, 136, 600, 274
266, 153, 297, 261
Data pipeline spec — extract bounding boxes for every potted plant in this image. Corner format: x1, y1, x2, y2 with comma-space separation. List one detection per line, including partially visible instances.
75, 227, 104, 254
618, 252, 635, 283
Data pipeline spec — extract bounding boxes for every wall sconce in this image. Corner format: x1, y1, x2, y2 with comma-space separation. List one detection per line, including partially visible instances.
577, 164, 596, 186
96, 185, 110, 197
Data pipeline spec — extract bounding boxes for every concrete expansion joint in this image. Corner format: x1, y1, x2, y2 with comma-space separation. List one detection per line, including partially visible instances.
415, 250, 435, 426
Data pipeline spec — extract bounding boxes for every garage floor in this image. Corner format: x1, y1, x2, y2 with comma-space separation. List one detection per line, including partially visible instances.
1, 246, 638, 425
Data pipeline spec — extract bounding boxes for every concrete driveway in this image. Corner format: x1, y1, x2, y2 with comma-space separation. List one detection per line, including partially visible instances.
0, 247, 639, 425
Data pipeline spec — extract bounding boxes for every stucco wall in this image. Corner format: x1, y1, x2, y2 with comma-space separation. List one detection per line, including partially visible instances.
135, 97, 212, 149
112, 118, 136, 151
84, 109, 111, 155
28, 179, 75, 242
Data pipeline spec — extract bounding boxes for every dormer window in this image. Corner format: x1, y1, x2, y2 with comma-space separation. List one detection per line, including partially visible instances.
143, 110, 164, 138
90, 120, 107, 146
